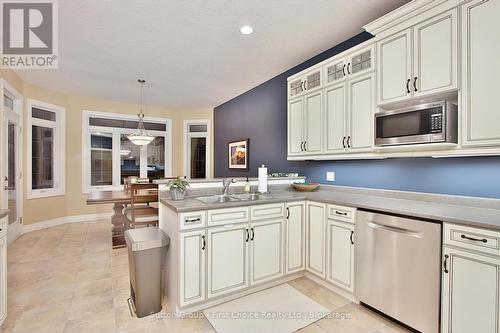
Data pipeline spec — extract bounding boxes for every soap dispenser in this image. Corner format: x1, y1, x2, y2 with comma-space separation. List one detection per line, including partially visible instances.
244, 177, 251, 193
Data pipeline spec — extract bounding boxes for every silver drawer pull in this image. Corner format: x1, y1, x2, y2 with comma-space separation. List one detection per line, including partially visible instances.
367, 221, 423, 238
461, 234, 487, 243
185, 217, 201, 223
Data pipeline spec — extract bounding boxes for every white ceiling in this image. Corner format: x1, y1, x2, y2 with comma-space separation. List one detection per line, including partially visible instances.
16, 0, 409, 109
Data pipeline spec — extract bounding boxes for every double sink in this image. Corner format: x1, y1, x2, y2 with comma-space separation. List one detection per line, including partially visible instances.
195, 193, 273, 204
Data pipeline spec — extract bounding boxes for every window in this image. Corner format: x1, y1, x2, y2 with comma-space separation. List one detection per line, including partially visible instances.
184, 120, 210, 179
83, 111, 171, 192
27, 99, 65, 198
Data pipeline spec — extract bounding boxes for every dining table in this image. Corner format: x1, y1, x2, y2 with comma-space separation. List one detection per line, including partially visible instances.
86, 188, 159, 248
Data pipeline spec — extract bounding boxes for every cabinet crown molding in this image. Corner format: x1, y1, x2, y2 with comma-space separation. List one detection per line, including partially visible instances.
363, 0, 450, 35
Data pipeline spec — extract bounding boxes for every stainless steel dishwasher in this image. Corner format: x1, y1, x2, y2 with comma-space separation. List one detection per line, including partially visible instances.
356, 210, 441, 333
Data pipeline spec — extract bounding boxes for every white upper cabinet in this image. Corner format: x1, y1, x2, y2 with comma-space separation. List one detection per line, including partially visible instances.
378, 9, 458, 105
304, 91, 323, 154
347, 72, 375, 152
378, 29, 413, 104
287, 89, 323, 157
413, 9, 457, 97
288, 98, 304, 156
288, 68, 322, 99
324, 82, 347, 154
461, 0, 500, 147
325, 45, 374, 85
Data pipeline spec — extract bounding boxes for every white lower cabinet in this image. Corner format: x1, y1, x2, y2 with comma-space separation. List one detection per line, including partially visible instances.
306, 202, 326, 278
249, 219, 284, 285
179, 230, 206, 307
0, 235, 6, 326
285, 202, 306, 274
326, 219, 354, 292
441, 246, 500, 333
207, 224, 249, 298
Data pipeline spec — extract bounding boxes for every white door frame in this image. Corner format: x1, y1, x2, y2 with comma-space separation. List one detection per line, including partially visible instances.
183, 119, 211, 179
0, 79, 23, 245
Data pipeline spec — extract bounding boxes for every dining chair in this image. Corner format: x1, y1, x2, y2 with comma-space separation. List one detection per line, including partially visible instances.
124, 183, 159, 229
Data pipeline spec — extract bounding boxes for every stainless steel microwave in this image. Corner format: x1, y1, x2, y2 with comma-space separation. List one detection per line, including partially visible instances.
375, 101, 458, 147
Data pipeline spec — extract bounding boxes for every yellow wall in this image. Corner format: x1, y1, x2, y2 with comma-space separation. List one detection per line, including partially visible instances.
1, 69, 213, 224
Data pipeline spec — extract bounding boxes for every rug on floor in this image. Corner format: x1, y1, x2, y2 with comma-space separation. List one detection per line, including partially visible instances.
203, 283, 330, 333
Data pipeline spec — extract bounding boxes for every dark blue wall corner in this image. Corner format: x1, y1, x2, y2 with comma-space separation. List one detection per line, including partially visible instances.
213, 31, 500, 199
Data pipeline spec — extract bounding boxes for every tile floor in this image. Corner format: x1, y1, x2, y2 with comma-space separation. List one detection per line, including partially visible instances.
1, 220, 410, 333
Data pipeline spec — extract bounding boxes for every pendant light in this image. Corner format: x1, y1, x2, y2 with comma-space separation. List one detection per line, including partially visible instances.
128, 79, 155, 146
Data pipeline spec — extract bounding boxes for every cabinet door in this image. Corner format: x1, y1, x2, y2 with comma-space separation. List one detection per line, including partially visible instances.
179, 230, 206, 307
288, 98, 304, 156
325, 59, 348, 84
326, 220, 354, 292
413, 9, 458, 97
442, 247, 500, 333
0, 236, 6, 326
285, 202, 305, 274
304, 91, 323, 154
324, 83, 347, 154
305, 69, 322, 92
461, 0, 500, 147
377, 29, 412, 104
207, 225, 249, 298
288, 78, 304, 98
306, 202, 326, 278
348, 72, 374, 152
348, 45, 375, 78
250, 219, 284, 285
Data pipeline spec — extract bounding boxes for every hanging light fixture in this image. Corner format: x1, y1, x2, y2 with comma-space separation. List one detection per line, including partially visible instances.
128, 79, 155, 146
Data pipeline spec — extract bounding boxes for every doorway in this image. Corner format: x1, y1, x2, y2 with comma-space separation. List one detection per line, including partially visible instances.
1, 80, 23, 244
184, 120, 210, 179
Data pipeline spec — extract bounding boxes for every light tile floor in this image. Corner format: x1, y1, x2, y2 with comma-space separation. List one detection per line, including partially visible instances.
1, 221, 410, 333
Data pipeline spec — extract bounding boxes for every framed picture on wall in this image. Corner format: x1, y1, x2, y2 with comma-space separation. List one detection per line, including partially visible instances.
228, 139, 249, 170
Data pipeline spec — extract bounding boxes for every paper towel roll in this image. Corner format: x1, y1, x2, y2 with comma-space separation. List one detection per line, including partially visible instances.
258, 165, 268, 193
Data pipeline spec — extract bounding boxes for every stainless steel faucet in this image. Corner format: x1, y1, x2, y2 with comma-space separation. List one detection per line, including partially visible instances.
222, 178, 236, 195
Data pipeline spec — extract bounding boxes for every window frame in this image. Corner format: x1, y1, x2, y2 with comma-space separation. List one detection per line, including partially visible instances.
183, 119, 211, 179
82, 110, 172, 193
26, 98, 66, 199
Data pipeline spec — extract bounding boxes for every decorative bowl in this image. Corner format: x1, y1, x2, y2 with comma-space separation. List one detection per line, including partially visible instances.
292, 182, 320, 192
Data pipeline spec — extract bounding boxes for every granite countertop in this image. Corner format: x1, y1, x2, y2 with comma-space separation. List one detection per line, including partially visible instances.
0, 209, 9, 219
160, 186, 500, 231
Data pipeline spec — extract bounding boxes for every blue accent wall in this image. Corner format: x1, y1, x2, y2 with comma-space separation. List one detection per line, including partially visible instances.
214, 32, 500, 199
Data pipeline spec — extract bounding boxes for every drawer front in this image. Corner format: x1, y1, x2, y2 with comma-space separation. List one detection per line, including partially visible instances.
250, 203, 285, 221
208, 207, 249, 226
0, 216, 6, 238
327, 204, 356, 223
444, 223, 500, 257
180, 211, 206, 230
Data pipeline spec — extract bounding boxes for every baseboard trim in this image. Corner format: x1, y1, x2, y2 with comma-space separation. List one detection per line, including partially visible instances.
22, 213, 113, 234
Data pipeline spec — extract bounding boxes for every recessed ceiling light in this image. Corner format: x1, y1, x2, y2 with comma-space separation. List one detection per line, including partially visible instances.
240, 25, 254, 35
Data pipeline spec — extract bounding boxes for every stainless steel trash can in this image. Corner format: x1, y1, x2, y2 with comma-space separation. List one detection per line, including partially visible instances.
125, 227, 169, 318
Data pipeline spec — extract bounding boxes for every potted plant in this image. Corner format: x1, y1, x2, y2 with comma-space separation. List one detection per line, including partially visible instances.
167, 177, 190, 200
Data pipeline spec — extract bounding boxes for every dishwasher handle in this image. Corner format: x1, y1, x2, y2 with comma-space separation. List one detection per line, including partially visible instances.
367, 221, 423, 238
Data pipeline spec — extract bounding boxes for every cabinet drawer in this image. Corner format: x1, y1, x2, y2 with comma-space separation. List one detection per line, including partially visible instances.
207, 207, 249, 226
250, 203, 285, 221
444, 223, 500, 257
327, 204, 356, 223
179, 211, 206, 230
0, 216, 6, 239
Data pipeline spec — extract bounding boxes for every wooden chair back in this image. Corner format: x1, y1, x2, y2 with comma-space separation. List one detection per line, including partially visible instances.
130, 183, 158, 205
